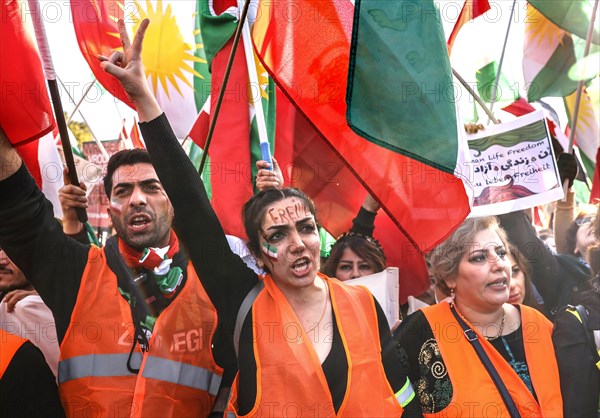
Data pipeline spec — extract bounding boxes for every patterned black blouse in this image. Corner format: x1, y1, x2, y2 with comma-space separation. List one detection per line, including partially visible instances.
393, 306, 536, 414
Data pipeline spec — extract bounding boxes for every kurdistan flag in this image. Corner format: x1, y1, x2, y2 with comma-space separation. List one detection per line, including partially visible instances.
523, 3, 599, 102
71, 0, 208, 139
565, 88, 599, 177
528, 0, 600, 45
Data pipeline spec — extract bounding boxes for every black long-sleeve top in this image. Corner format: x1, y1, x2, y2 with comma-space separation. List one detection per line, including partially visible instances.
139, 114, 420, 415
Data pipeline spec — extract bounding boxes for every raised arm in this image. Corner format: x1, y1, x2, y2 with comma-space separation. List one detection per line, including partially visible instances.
100, 19, 257, 310
0, 129, 89, 341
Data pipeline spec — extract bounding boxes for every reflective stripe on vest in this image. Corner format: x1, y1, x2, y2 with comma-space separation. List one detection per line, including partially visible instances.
142, 356, 222, 396
567, 309, 600, 370
396, 377, 415, 408
58, 353, 142, 384
59, 353, 221, 395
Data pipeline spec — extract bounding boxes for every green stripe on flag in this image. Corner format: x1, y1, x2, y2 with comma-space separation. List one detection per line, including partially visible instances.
250, 77, 277, 192
197, 0, 237, 70
528, 35, 589, 102
476, 61, 518, 104
346, 0, 459, 174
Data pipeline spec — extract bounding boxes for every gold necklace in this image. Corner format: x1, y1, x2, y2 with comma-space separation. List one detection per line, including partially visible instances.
486, 308, 506, 341
306, 283, 329, 333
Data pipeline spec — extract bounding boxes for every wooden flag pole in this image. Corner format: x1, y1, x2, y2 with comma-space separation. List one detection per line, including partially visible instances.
198, 0, 252, 175
452, 68, 500, 124
57, 77, 110, 160
27, 0, 87, 222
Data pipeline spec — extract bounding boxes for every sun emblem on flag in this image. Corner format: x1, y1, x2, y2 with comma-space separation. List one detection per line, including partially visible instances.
122, 0, 205, 99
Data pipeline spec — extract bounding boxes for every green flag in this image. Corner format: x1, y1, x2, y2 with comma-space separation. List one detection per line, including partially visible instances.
347, 0, 459, 173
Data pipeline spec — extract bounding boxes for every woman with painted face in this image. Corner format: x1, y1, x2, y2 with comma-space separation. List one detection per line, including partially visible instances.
101, 19, 420, 418
394, 217, 562, 417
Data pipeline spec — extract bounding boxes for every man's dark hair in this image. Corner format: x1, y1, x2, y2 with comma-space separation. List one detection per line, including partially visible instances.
103, 149, 153, 197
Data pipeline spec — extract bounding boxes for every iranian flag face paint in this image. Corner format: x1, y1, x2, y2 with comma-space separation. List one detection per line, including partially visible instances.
262, 242, 278, 260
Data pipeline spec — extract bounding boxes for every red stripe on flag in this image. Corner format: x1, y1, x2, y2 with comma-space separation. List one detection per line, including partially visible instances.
70, 0, 134, 108
447, 0, 491, 54
208, 0, 253, 239
275, 90, 430, 302
253, 0, 469, 253
130, 118, 145, 149
1, 0, 55, 146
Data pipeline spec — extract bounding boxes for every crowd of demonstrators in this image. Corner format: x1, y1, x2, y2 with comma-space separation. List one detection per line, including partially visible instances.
395, 216, 563, 416
498, 153, 594, 319
3, 17, 600, 418
553, 205, 600, 418
101, 19, 420, 417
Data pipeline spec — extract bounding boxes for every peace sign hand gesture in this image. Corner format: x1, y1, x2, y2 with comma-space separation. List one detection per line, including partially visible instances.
99, 18, 162, 121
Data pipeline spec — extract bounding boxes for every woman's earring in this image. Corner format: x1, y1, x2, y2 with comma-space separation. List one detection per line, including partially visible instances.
449, 287, 456, 301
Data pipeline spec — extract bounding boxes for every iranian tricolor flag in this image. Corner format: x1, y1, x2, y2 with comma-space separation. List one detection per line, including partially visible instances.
253, 0, 470, 253
190, 0, 431, 299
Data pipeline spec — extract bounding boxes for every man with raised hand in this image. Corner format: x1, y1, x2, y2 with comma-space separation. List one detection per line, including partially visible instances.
0, 19, 222, 418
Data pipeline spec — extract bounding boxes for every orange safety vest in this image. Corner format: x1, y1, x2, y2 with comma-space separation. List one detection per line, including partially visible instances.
421, 302, 563, 417
0, 328, 27, 380
58, 246, 222, 418
228, 273, 406, 417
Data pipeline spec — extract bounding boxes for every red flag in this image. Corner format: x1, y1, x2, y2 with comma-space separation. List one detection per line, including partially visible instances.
0, 0, 55, 145
252, 0, 469, 253
203, 0, 253, 239
447, 0, 491, 54
187, 100, 210, 148
70, 0, 134, 108
130, 118, 145, 149
275, 91, 429, 302
590, 147, 600, 203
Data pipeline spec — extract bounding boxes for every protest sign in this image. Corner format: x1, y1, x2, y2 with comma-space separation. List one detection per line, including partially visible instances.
345, 267, 400, 329
465, 111, 563, 217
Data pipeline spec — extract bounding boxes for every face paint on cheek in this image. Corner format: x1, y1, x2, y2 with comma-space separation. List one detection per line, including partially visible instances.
262, 242, 278, 260
110, 197, 124, 213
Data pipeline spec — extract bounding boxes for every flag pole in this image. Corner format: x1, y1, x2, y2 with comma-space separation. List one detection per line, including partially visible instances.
566, 0, 599, 154
198, 0, 252, 175
57, 77, 110, 160
27, 0, 87, 222
66, 79, 96, 124
238, 0, 272, 170
452, 68, 499, 124
487, 0, 517, 121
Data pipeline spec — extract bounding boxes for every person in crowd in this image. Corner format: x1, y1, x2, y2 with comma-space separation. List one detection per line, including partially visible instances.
0, 247, 59, 378
256, 159, 388, 282
498, 153, 593, 317
507, 245, 544, 311
0, 327, 65, 417
100, 19, 421, 417
0, 22, 223, 417
321, 232, 386, 281
394, 216, 562, 416
553, 206, 600, 417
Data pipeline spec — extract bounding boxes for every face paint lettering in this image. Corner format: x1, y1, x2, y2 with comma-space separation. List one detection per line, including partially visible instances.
262, 242, 278, 260
267, 202, 312, 225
